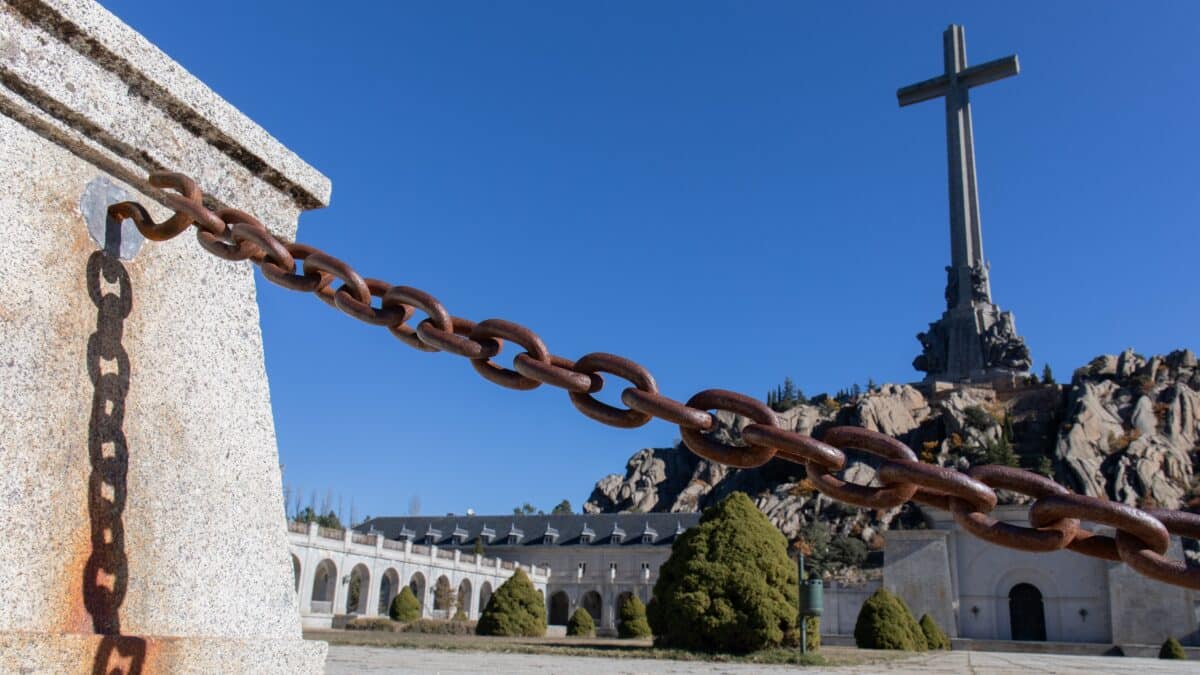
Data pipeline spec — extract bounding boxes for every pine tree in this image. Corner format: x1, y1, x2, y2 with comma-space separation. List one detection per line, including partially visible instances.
1042, 363, 1055, 385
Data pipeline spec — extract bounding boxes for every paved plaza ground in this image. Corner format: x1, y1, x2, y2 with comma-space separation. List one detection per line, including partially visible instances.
324, 644, 1196, 674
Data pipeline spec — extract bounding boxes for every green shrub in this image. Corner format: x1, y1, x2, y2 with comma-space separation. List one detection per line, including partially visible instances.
566, 608, 595, 637
798, 615, 821, 651
646, 492, 798, 653
389, 586, 420, 622
853, 588, 926, 651
452, 607, 468, 622
345, 617, 395, 632
475, 568, 546, 637
399, 618, 475, 635
1159, 637, 1186, 659
919, 613, 950, 650
964, 405, 996, 430
618, 596, 652, 639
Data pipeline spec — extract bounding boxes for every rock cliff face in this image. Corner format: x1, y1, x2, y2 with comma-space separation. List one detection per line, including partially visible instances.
584, 350, 1200, 572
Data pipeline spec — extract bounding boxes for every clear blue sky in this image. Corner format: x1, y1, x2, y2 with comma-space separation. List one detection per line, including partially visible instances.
106, 2, 1199, 521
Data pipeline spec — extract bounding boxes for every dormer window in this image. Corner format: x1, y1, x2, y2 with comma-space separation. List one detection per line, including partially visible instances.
453, 526, 469, 545
542, 525, 559, 546
397, 526, 416, 541
580, 523, 595, 544
424, 525, 442, 545
506, 524, 523, 546
675, 520, 686, 536
479, 525, 495, 544
641, 522, 658, 544
611, 524, 625, 544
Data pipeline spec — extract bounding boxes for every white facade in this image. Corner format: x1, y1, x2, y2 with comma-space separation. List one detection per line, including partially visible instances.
884, 505, 1200, 646
288, 522, 549, 629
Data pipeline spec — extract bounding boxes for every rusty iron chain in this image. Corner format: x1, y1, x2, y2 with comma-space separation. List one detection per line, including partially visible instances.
111, 172, 1200, 590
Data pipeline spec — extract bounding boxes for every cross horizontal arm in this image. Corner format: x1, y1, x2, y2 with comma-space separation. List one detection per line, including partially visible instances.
957, 55, 1019, 90
897, 74, 948, 107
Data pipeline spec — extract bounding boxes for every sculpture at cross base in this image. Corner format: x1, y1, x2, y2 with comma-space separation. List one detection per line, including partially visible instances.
900, 24, 1032, 383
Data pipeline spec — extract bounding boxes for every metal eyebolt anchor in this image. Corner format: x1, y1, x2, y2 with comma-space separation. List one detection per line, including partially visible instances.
81, 176, 145, 261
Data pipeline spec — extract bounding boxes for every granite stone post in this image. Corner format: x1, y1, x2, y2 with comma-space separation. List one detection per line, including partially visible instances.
0, 0, 330, 672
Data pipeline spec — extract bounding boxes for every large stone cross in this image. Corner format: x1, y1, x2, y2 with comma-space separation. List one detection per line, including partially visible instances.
898, 24, 1018, 310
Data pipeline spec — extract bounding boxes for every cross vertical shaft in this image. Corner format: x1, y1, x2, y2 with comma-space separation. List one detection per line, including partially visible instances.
899, 24, 1018, 310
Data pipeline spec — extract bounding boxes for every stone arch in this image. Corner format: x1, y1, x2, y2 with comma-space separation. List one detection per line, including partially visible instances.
433, 575, 453, 614
549, 590, 570, 625
378, 568, 400, 615
310, 558, 337, 610
992, 567, 1059, 641
478, 581, 493, 614
290, 554, 301, 593
1009, 582, 1046, 641
409, 572, 427, 617
616, 591, 634, 628
581, 589, 602, 624
457, 578, 472, 617
346, 563, 370, 614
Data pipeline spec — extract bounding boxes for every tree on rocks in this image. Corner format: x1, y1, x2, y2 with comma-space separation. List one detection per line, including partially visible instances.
1159, 637, 1186, 659
919, 613, 950, 650
475, 568, 546, 637
618, 596, 652, 639
389, 586, 420, 622
566, 608, 595, 637
646, 491, 798, 653
853, 588, 926, 651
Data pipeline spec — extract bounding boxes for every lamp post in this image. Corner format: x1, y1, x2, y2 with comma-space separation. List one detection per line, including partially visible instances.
797, 554, 824, 654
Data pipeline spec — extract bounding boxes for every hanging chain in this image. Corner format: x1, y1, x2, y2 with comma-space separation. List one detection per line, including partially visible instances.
109, 172, 1200, 590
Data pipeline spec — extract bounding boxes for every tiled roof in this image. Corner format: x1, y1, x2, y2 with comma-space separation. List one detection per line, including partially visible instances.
358, 512, 701, 547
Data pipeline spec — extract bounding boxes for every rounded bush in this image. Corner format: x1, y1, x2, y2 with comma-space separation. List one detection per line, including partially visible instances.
853, 588, 926, 651
618, 596, 652, 639
919, 613, 950, 650
646, 492, 798, 653
475, 568, 547, 637
1159, 637, 1186, 660
566, 607, 596, 637
452, 607, 468, 622
389, 586, 420, 623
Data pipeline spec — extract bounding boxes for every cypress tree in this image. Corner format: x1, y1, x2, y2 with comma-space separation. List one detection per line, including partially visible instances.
389, 586, 420, 622
618, 596, 652, 639
475, 568, 546, 637
646, 492, 798, 653
566, 607, 595, 637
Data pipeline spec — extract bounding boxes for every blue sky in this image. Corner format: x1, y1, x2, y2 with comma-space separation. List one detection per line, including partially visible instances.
107, 2, 1200, 521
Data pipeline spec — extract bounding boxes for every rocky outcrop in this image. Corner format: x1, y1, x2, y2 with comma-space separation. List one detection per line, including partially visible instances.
1057, 348, 1200, 508
585, 349, 1200, 575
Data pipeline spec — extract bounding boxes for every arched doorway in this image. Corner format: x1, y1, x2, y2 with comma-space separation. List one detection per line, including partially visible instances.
1009, 583, 1046, 641
291, 554, 301, 592
549, 591, 570, 625
409, 572, 426, 617
310, 559, 337, 612
346, 563, 370, 614
457, 579, 472, 618
581, 590, 602, 625
433, 575, 453, 617
379, 568, 400, 615
478, 582, 493, 615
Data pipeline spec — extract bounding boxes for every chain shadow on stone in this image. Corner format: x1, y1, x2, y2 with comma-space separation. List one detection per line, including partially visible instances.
84, 209, 145, 674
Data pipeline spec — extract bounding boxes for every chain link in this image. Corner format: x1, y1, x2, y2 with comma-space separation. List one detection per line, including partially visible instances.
110, 171, 1200, 590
